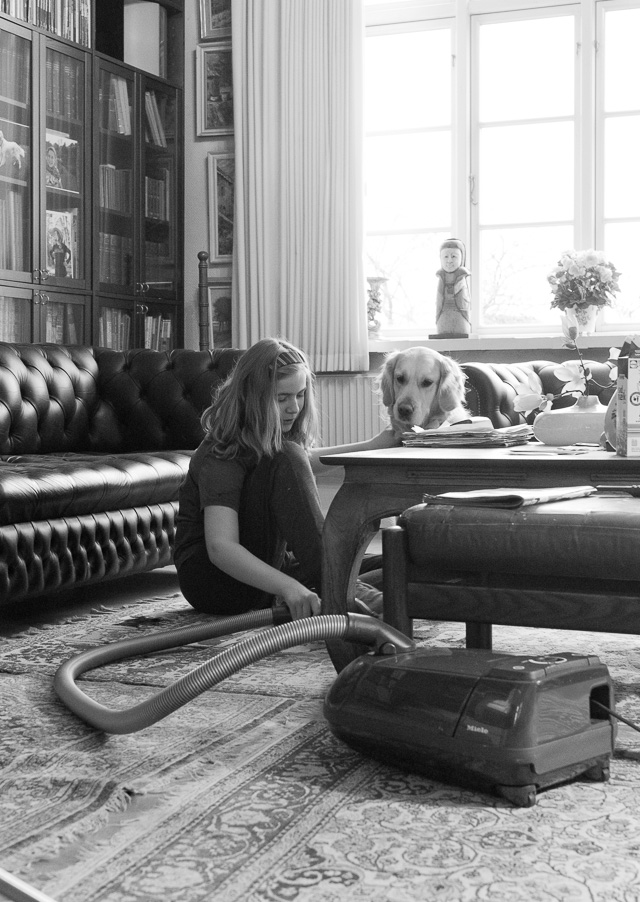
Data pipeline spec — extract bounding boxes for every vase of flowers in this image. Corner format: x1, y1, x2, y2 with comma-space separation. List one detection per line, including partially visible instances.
548, 249, 621, 335
513, 312, 618, 446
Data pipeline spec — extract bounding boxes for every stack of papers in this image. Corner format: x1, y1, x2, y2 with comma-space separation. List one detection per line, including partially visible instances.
422, 485, 597, 509
402, 420, 534, 448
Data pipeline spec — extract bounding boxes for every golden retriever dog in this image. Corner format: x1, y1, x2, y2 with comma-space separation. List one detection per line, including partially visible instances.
379, 346, 468, 435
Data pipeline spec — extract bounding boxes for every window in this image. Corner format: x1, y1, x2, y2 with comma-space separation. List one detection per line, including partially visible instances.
364, 0, 640, 338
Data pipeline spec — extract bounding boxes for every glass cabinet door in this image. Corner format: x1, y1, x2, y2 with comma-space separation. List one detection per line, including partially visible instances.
141, 79, 179, 300
0, 289, 32, 341
43, 42, 88, 287
96, 62, 135, 295
41, 290, 87, 344
0, 25, 32, 282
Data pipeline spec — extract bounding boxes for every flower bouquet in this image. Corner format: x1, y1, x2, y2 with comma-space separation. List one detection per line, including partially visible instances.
548, 249, 621, 317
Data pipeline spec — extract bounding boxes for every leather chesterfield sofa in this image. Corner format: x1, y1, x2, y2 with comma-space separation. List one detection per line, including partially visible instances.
0, 342, 615, 610
0, 342, 240, 609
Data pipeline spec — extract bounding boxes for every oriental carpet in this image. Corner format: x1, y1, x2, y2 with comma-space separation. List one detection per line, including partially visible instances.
1, 584, 640, 902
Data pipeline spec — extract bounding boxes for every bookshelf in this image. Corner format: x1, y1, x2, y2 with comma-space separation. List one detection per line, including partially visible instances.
0, 0, 184, 349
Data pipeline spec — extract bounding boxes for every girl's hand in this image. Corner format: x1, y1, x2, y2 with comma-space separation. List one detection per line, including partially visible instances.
277, 585, 321, 620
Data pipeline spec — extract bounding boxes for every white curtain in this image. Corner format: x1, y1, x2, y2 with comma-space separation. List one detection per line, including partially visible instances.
231, 0, 368, 372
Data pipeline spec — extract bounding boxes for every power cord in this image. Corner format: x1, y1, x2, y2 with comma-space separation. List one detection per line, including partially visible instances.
592, 699, 640, 734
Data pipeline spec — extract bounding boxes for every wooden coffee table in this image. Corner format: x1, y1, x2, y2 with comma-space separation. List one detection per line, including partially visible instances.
320, 445, 640, 671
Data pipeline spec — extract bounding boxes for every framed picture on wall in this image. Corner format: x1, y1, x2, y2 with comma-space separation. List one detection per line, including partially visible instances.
207, 152, 234, 261
196, 44, 233, 136
199, 0, 232, 40
208, 281, 232, 348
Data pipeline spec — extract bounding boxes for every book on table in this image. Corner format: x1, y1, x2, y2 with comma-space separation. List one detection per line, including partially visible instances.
422, 485, 597, 509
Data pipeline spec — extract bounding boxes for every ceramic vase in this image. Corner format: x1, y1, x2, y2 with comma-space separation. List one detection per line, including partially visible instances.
533, 394, 607, 446
570, 304, 599, 336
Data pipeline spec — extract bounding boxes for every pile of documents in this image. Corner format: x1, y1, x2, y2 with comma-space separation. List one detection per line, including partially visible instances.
402, 418, 534, 448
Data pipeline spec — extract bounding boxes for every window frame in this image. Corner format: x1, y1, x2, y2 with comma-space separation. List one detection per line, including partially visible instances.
364, 0, 640, 346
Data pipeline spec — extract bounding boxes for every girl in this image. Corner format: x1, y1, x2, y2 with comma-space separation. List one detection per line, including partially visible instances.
174, 338, 398, 621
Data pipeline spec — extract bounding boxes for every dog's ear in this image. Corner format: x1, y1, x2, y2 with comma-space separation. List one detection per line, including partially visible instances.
377, 351, 398, 409
435, 356, 467, 414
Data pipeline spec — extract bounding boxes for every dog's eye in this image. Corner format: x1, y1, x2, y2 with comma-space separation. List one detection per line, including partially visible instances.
395, 374, 407, 385
421, 379, 434, 388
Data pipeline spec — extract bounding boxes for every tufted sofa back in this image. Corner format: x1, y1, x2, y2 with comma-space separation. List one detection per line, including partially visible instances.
462, 359, 616, 428
0, 343, 241, 455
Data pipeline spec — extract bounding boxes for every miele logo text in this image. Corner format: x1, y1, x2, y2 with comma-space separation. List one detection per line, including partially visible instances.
466, 724, 489, 734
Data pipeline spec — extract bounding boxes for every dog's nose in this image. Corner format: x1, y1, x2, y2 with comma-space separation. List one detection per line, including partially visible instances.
397, 403, 414, 421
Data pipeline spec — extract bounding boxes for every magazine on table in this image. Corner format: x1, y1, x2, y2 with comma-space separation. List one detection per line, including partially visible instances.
421, 485, 597, 509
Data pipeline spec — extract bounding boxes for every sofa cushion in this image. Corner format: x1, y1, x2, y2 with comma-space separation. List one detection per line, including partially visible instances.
0, 451, 191, 526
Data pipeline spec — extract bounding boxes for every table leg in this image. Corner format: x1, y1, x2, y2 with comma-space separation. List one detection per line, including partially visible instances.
321, 482, 423, 671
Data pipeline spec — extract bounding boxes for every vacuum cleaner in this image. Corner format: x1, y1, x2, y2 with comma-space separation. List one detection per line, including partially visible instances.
54, 608, 617, 807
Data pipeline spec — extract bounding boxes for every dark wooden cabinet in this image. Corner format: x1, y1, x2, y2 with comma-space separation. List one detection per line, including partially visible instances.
0, 0, 183, 347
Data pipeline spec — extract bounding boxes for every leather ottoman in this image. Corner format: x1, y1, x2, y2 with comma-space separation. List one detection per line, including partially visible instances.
382, 492, 640, 647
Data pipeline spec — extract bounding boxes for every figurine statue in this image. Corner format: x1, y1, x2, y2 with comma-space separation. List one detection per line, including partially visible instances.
435, 238, 471, 337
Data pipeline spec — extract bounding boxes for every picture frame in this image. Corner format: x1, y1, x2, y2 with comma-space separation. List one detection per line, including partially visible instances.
208, 281, 232, 348
207, 152, 234, 261
199, 0, 231, 40
196, 44, 233, 136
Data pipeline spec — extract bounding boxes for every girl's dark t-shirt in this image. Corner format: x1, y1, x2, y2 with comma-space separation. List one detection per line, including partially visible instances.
174, 438, 253, 569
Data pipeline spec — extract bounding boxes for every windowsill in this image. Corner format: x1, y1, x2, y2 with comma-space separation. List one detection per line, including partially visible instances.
368, 332, 633, 352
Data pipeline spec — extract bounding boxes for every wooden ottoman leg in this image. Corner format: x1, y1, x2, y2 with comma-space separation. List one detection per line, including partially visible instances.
382, 524, 413, 638
466, 621, 493, 650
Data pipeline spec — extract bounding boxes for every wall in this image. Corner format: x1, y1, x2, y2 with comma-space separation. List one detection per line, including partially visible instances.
182, 3, 233, 350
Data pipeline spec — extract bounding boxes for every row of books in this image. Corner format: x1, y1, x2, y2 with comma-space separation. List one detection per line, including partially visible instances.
99, 308, 131, 351
1, 32, 30, 106
106, 75, 132, 136
144, 171, 170, 221
44, 300, 81, 344
97, 308, 173, 353
0, 190, 26, 271
46, 52, 83, 122
98, 231, 133, 285
144, 241, 173, 287
2, 0, 91, 46
144, 313, 172, 351
34, 0, 91, 46
0, 295, 30, 342
99, 164, 132, 215
144, 91, 167, 148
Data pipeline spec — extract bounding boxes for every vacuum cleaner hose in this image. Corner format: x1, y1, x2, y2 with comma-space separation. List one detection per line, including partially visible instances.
54, 609, 414, 734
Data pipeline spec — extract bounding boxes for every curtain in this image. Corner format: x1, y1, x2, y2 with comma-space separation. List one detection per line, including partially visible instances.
231, 0, 368, 372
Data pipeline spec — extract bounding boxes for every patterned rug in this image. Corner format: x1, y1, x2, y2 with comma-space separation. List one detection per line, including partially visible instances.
2, 588, 640, 902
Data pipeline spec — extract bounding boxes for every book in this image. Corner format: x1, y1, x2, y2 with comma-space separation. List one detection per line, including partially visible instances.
124, 1, 167, 79
422, 485, 597, 509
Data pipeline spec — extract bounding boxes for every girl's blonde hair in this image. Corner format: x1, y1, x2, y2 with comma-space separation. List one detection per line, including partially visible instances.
201, 338, 319, 460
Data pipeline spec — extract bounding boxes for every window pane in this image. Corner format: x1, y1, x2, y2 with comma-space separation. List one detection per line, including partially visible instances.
365, 29, 451, 132
479, 122, 574, 225
604, 8, 640, 113
604, 116, 640, 220
601, 223, 640, 324
479, 225, 575, 327
365, 133, 451, 231
478, 16, 575, 122
366, 232, 449, 332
